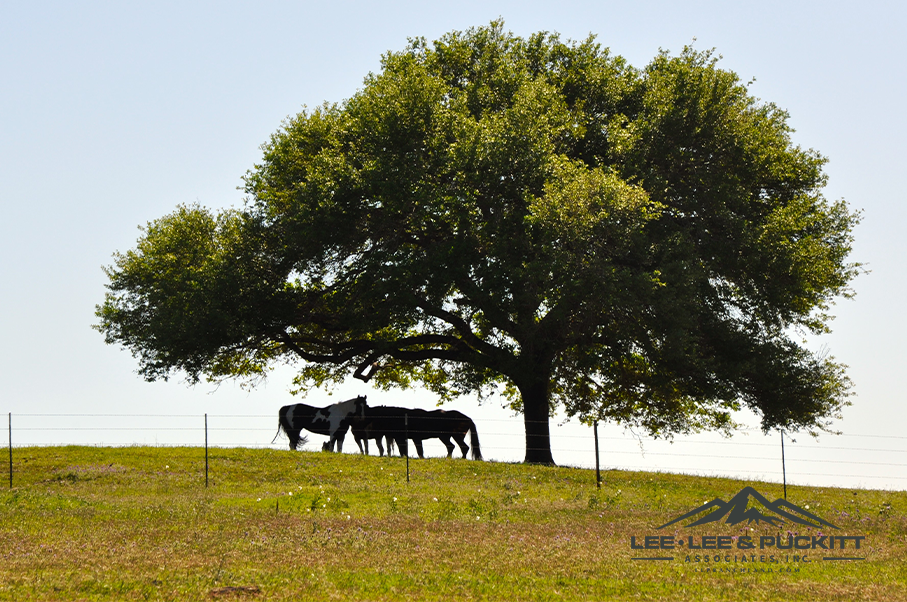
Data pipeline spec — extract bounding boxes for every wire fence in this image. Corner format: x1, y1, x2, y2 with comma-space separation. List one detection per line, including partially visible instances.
5, 411, 907, 491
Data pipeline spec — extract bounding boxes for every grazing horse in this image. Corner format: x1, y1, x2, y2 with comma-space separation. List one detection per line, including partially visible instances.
407, 409, 482, 460
352, 406, 482, 460
350, 406, 410, 457
277, 396, 367, 452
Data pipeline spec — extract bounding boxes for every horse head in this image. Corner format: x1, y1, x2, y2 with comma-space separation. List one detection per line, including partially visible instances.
354, 395, 368, 417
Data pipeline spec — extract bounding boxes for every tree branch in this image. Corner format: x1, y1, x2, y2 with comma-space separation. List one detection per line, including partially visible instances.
415, 300, 515, 360
276, 328, 495, 382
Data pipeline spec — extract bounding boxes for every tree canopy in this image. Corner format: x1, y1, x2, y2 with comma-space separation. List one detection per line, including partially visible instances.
96, 22, 861, 464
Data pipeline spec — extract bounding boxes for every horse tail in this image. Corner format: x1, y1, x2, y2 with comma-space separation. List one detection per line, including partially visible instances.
468, 418, 482, 461
278, 406, 301, 451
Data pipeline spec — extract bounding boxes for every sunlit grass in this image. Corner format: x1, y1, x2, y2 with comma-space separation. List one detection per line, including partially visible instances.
1, 446, 905, 600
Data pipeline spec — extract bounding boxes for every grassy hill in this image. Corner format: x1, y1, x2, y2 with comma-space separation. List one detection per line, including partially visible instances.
1, 446, 905, 601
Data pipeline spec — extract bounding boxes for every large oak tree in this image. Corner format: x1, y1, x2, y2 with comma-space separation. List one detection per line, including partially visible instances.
96, 22, 860, 464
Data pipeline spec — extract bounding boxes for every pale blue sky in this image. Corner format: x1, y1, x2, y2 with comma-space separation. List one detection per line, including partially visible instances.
2, 1, 904, 489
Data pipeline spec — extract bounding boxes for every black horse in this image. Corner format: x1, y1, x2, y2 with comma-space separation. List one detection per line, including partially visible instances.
277, 396, 367, 452
352, 406, 482, 460
350, 405, 410, 457
407, 409, 482, 460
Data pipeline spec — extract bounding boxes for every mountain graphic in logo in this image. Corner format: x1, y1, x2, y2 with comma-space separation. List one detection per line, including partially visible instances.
657, 486, 839, 530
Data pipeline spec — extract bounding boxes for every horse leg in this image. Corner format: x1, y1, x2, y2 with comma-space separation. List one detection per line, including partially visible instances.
454, 434, 469, 458
376, 437, 385, 457
335, 432, 344, 453
441, 437, 455, 458
413, 439, 425, 459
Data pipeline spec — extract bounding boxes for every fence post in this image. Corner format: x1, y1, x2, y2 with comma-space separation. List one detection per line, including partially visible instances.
781, 430, 787, 500
205, 413, 209, 488
405, 413, 410, 483
593, 421, 601, 489
7, 413, 11, 489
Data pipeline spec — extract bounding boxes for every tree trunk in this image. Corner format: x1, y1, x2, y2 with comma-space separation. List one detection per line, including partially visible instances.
521, 379, 555, 465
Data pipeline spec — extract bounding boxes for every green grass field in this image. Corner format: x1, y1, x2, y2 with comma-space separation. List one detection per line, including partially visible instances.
1, 446, 905, 601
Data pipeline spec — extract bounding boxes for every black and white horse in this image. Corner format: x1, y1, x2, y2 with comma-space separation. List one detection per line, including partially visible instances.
277, 396, 367, 452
